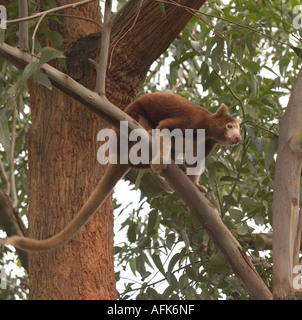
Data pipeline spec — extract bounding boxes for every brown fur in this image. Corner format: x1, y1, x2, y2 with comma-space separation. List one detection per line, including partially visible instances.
125, 93, 241, 157
0, 93, 241, 252
125, 93, 241, 184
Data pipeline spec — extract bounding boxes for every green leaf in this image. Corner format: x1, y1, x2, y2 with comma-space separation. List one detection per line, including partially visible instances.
190, 40, 201, 52
211, 40, 224, 67
180, 230, 190, 249
255, 234, 265, 250
33, 69, 52, 89
203, 70, 217, 90
21, 61, 38, 83
129, 258, 137, 275
279, 57, 290, 76
223, 195, 238, 206
147, 210, 158, 232
114, 246, 122, 254
152, 253, 165, 275
185, 286, 197, 300
0, 110, 10, 155
48, 31, 63, 50
229, 209, 244, 221
127, 222, 136, 243
157, 1, 166, 15
146, 287, 162, 299
237, 223, 249, 236
227, 42, 233, 58
166, 233, 175, 250
264, 136, 278, 171
166, 273, 178, 288
39, 47, 65, 66
168, 253, 180, 274
134, 169, 146, 189
220, 59, 228, 76
291, 45, 302, 59
235, 41, 245, 63
253, 213, 264, 225
241, 197, 259, 210
246, 32, 255, 56
136, 255, 147, 277
242, 59, 260, 73
186, 266, 197, 280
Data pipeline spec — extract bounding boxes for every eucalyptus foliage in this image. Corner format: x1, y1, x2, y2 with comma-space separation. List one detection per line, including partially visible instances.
114, 0, 302, 300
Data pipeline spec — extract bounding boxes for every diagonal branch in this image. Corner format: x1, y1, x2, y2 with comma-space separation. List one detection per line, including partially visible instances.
0, 42, 272, 299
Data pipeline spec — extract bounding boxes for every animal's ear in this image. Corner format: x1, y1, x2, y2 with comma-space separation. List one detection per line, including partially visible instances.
236, 118, 242, 124
215, 104, 229, 117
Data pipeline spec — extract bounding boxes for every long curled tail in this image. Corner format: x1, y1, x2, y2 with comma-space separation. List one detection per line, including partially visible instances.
0, 164, 129, 252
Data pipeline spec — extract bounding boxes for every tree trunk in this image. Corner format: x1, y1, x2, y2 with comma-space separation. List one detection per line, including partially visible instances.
27, 1, 115, 300
273, 66, 302, 300
27, 0, 206, 299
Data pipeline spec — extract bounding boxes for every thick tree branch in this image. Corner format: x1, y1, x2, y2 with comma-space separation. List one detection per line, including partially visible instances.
0, 42, 272, 299
273, 66, 302, 300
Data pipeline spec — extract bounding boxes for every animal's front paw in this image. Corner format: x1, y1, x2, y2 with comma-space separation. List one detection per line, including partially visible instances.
195, 183, 207, 194
151, 162, 167, 174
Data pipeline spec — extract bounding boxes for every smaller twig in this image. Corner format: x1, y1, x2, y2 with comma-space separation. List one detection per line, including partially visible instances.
7, 0, 96, 25
48, 13, 102, 30
159, 0, 290, 48
9, 103, 18, 208
88, 58, 98, 70
222, 140, 249, 214
244, 120, 279, 137
96, 0, 112, 96
18, 0, 29, 50
31, 12, 46, 55
109, 0, 144, 69
212, 68, 244, 109
0, 158, 10, 196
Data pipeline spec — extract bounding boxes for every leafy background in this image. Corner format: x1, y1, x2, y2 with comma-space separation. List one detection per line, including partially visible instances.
0, 0, 302, 299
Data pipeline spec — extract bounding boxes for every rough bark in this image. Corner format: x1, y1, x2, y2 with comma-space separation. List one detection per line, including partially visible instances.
26, 1, 112, 299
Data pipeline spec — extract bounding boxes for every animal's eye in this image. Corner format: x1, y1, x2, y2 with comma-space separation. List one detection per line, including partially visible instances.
227, 124, 233, 129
